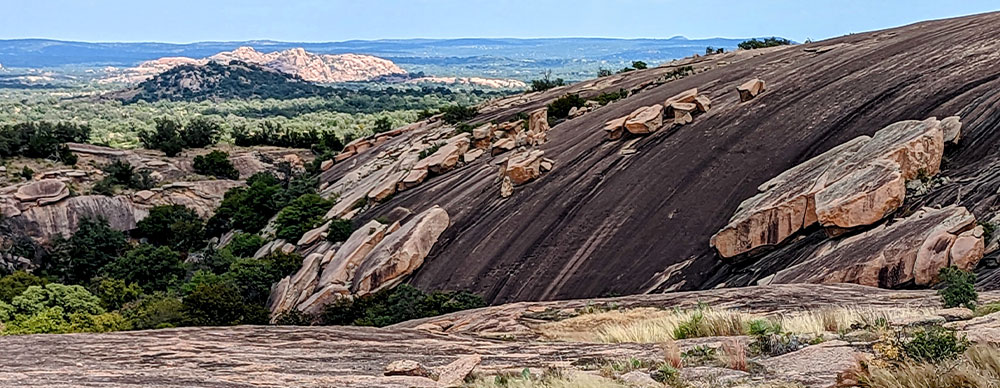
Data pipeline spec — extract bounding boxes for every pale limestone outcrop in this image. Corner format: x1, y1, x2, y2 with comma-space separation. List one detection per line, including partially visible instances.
624, 104, 664, 134
352, 206, 450, 297
711, 117, 952, 258
737, 78, 766, 102
772, 205, 983, 287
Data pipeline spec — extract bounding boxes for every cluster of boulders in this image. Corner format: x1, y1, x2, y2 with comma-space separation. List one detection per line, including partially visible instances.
711, 117, 962, 258
268, 206, 450, 319
603, 88, 711, 140
331, 120, 435, 164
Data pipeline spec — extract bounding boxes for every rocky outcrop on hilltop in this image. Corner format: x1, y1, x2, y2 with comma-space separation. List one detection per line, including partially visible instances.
102, 46, 405, 84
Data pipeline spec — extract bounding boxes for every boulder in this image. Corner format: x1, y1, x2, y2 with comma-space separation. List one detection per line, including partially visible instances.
351, 206, 450, 297
334, 151, 355, 163
528, 108, 550, 133
941, 115, 962, 144
712, 118, 950, 258
624, 104, 664, 134
9, 195, 143, 244
384, 360, 435, 378
936, 307, 975, 322
463, 149, 484, 163
491, 138, 516, 156
368, 171, 406, 202
399, 169, 428, 191
604, 117, 627, 140
413, 135, 470, 175
945, 312, 1000, 345
500, 176, 514, 198
540, 158, 554, 172
620, 371, 659, 387
665, 88, 698, 104
772, 205, 981, 287
297, 221, 331, 246
472, 124, 493, 140
756, 341, 861, 388
693, 95, 711, 113
268, 252, 325, 318
14, 179, 67, 202
320, 159, 334, 171
505, 150, 545, 186
737, 78, 766, 102
950, 226, 985, 271
317, 220, 389, 289
666, 102, 697, 125
435, 355, 481, 387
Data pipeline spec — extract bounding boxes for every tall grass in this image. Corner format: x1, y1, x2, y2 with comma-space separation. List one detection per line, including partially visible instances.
862, 346, 1000, 388
465, 371, 627, 388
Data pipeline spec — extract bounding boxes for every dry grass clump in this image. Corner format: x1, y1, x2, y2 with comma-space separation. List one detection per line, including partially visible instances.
536, 306, 937, 343
862, 345, 1000, 388
719, 338, 748, 371
465, 370, 627, 388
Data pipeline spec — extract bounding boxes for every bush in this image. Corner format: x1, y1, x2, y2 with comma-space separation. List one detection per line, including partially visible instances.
0, 271, 48, 303
225, 252, 302, 305
206, 172, 286, 236
87, 277, 143, 311
135, 205, 206, 252
193, 150, 239, 180
903, 326, 969, 363
0, 283, 108, 335
273, 194, 333, 242
439, 105, 478, 124
546, 94, 587, 120
122, 292, 184, 330
938, 266, 977, 309
95, 161, 157, 193
180, 276, 268, 326
326, 219, 355, 243
182, 117, 221, 148
140, 118, 186, 157
597, 68, 613, 78
102, 244, 187, 292
44, 217, 130, 284
592, 89, 628, 106
738, 37, 792, 50
226, 232, 266, 258
20, 166, 34, 181
632, 61, 648, 70
0, 121, 90, 162
321, 284, 485, 327
529, 71, 565, 92
373, 116, 393, 133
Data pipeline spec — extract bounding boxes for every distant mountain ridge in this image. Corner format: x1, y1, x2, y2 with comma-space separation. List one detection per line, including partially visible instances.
102, 46, 406, 84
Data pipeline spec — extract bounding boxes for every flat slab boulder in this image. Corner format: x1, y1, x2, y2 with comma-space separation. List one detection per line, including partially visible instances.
667, 102, 697, 125
665, 88, 698, 104
505, 150, 545, 186
351, 206, 450, 297
772, 205, 982, 287
14, 179, 67, 202
604, 117, 627, 140
624, 104, 664, 134
711, 117, 953, 258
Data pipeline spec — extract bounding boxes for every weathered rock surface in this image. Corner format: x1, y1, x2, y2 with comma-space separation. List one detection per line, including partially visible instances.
14, 179, 68, 202
353, 206, 450, 296
757, 341, 861, 388
624, 104, 664, 134
772, 205, 982, 287
711, 117, 951, 258
504, 150, 545, 186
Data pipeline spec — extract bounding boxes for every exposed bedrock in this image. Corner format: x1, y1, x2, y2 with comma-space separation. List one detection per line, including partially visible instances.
711, 117, 952, 258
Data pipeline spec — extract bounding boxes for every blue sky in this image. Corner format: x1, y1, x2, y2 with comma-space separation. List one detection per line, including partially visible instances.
1, 0, 998, 43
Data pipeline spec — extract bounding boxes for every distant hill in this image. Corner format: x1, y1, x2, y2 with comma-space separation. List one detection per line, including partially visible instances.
108, 60, 334, 103
0, 37, 754, 81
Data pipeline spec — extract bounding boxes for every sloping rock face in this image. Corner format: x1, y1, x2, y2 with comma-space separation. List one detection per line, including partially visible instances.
312, 12, 1000, 303
711, 117, 949, 258
771, 205, 982, 287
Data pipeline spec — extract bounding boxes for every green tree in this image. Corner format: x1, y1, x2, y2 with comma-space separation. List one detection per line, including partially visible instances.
45, 217, 129, 284
135, 205, 206, 252
181, 277, 268, 326
102, 244, 186, 293
226, 252, 303, 306
225, 233, 266, 258
0, 271, 48, 303
326, 219, 355, 243
273, 194, 333, 242
88, 277, 143, 311
631, 61, 648, 70
938, 266, 978, 309
182, 117, 221, 148
140, 118, 185, 157
121, 292, 184, 330
373, 116, 393, 133
193, 150, 239, 180
206, 172, 285, 236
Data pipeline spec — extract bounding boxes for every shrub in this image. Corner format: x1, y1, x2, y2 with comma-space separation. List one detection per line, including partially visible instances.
418, 143, 442, 160
20, 166, 34, 181
529, 71, 565, 92
206, 172, 285, 236
321, 284, 485, 327
135, 205, 206, 252
326, 219, 355, 243
182, 117, 221, 148
193, 150, 239, 180
102, 244, 186, 292
546, 94, 587, 120
96, 161, 157, 193
120, 292, 184, 330
87, 277, 143, 311
373, 116, 393, 133
0, 121, 90, 161
225, 252, 302, 305
181, 276, 268, 326
597, 68, 613, 78
44, 217, 130, 284
273, 194, 333, 242
938, 266, 977, 309
439, 105, 478, 124
748, 318, 783, 336
0, 271, 48, 303
632, 61, 648, 70
738, 37, 792, 50
903, 326, 969, 363
593, 89, 628, 105
226, 232, 266, 258
140, 118, 185, 156
10, 283, 104, 317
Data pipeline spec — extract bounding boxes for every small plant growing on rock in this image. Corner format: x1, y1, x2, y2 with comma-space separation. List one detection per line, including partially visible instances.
903, 326, 969, 363
546, 94, 586, 120
326, 219, 354, 243
418, 143, 442, 160
938, 266, 977, 309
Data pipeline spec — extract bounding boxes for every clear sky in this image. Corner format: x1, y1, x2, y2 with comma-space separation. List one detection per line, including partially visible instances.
1, 0, 998, 43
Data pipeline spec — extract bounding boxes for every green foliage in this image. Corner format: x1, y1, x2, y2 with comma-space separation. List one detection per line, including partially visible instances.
326, 219, 355, 243
180, 276, 268, 326
902, 326, 969, 363
672, 311, 704, 340
102, 244, 186, 293
938, 266, 978, 309
226, 232, 266, 258
8, 283, 103, 317
122, 293, 184, 330
135, 205, 206, 252
94, 161, 157, 194
529, 71, 565, 92
592, 89, 628, 106
418, 143, 442, 160
225, 252, 302, 305
321, 284, 486, 327
87, 277, 143, 312
273, 194, 333, 242
182, 116, 221, 148
632, 61, 648, 70
206, 172, 285, 236
19, 166, 34, 181
140, 118, 186, 156
45, 217, 129, 284
748, 319, 782, 336
0, 121, 90, 161
738, 37, 792, 50
706, 46, 725, 55
597, 68, 613, 78
546, 94, 586, 120
373, 116, 393, 133
193, 150, 240, 180
439, 104, 478, 124
0, 271, 48, 303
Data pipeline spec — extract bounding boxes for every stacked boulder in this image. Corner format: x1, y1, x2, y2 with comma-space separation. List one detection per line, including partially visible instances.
499, 149, 553, 198
268, 206, 450, 319
711, 117, 959, 258
604, 88, 711, 140
737, 78, 766, 102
